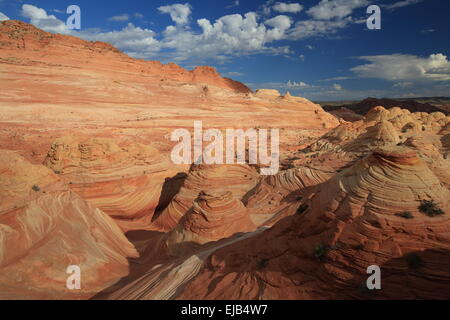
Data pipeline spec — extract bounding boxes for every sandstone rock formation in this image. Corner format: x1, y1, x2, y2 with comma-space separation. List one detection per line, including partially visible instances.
245, 166, 333, 225
0, 20, 338, 166
101, 103, 450, 300
291, 106, 450, 174
152, 164, 260, 231
176, 146, 450, 300
2, 20, 449, 301
165, 190, 256, 256
43, 136, 180, 231
0, 20, 250, 94
0, 151, 138, 299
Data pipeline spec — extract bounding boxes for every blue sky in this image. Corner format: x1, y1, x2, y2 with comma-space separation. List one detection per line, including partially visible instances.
1, 0, 449, 101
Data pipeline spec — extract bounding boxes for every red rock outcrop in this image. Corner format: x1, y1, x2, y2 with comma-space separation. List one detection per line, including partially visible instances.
165, 190, 256, 256
152, 164, 260, 231
0, 20, 251, 94
177, 146, 450, 300
290, 106, 450, 176
4, 19, 450, 301
79, 108, 449, 300
327, 107, 365, 122
245, 166, 333, 225
0, 20, 338, 167
43, 136, 181, 231
0, 151, 138, 299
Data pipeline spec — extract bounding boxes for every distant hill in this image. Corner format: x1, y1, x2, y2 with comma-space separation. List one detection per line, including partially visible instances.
320, 97, 450, 118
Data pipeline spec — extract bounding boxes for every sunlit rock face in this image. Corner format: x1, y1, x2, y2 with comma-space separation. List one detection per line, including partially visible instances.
152, 164, 260, 231
178, 146, 450, 300
43, 136, 179, 231
1, 20, 450, 301
165, 190, 256, 256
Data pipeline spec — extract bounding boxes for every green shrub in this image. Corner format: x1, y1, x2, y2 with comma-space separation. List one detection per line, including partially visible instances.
257, 258, 269, 269
418, 200, 444, 217
296, 204, 309, 215
314, 244, 327, 260
313, 242, 342, 260
32, 185, 40, 192
405, 253, 423, 269
395, 211, 413, 219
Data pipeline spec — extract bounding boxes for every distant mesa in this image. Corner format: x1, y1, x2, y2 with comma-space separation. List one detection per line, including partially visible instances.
323, 97, 449, 119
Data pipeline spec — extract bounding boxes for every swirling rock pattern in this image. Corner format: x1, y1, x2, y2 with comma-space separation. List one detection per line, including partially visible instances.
43, 136, 180, 231
152, 164, 260, 231
177, 146, 450, 300
245, 167, 333, 225
0, 151, 138, 299
165, 191, 256, 256
98, 107, 450, 301
2, 20, 450, 300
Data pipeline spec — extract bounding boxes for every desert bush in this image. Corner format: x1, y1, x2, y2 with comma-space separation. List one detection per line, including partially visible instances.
296, 204, 309, 215
418, 200, 444, 217
405, 253, 423, 269
257, 258, 269, 269
314, 244, 327, 260
395, 211, 414, 219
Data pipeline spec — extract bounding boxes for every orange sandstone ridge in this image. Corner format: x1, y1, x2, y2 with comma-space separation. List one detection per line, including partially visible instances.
165, 190, 256, 256
0, 20, 250, 94
152, 164, 260, 231
0, 20, 338, 165
99, 107, 449, 300
43, 136, 180, 231
176, 146, 450, 300
0, 151, 138, 299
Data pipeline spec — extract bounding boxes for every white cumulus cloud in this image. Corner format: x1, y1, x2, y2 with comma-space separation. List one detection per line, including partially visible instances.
19, 2, 432, 68
289, 18, 351, 40
80, 23, 160, 57
0, 12, 9, 21
158, 3, 192, 25
351, 53, 450, 82
21, 4, 70, 34
287, 80, 310, 88
264, 15, 292, 40
108, 14, 129, 22
273, 2, 303, 13
307, 0, 370, 20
